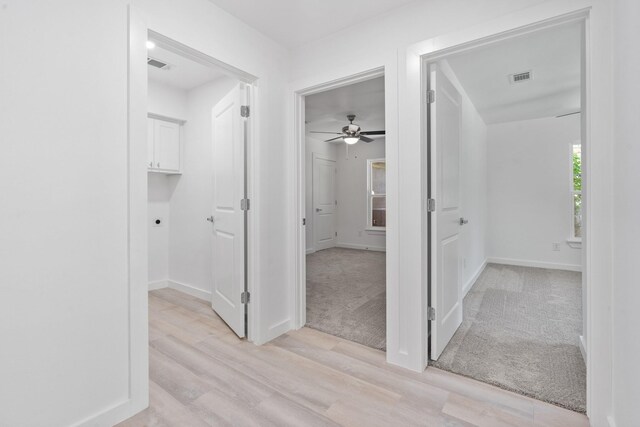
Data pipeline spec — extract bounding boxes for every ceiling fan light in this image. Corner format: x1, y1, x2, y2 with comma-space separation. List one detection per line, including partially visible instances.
344, 136, 359, 145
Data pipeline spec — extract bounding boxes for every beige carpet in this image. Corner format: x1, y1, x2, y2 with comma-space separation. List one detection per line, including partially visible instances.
306, 247, 386, 350
431, 263, 586, 413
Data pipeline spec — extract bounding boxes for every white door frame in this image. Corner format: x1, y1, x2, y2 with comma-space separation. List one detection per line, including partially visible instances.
291, 67, 385, 331
127, 12, 260, 420
406, 6, 597, 414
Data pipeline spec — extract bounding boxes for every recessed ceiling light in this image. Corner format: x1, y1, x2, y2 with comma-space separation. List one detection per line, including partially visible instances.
146, 40, 156, 49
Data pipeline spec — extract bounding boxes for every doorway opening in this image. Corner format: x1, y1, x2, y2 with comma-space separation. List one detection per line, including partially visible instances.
425, 19, 587, 412
300, 74, 388, 351
145, 31, 255, 339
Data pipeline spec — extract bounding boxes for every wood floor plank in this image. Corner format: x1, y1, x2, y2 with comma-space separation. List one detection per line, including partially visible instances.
117, 288, 589, 427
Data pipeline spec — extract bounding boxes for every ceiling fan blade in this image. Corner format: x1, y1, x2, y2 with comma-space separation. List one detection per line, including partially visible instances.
324, 136, 345, 142
310, 131, 342, 135
359, 130, 385, 135
359, 135, 374, 143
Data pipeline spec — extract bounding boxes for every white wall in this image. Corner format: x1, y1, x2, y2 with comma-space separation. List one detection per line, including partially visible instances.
0, 0, 290, 425
612, 1, 640, 426
148, 173, 173, 284
0, 1, 132, 425
486, 115, 582, 270
168, 78, 237, 297
148, 80, 188, 119
305, 136, 337, 252
147, 81, 187, 285
336, 139, 387, 251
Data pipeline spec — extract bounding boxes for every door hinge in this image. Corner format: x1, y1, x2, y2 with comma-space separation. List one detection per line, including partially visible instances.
428, 306, 436, 321
427, 198, 436, 212
241, 291, 250, 304
427, 90, 435, 104
302, 218, 306, 226
240, 105, 250, 118
240, 198, 250, 211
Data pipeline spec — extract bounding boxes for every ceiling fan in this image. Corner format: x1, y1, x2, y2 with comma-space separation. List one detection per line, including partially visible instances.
310, 114, 385, 144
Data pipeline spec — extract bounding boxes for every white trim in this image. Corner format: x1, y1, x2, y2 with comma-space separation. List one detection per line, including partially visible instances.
462, 260, 486, 297
335, 243, 386, 252
83, 7, 152, 427
165, 280, 212, 301
148, 280, 169, 291
305, 248, 315, 255
147, 112, 186, 125
487, 257, 582, 272
365, 227, 386, 234
71, 399, 135, 427
580, 334, 587, 363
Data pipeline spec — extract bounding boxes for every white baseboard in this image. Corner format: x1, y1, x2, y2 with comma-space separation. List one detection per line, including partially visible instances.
579, 335, 587, 364
71, 397, 146, 427
463, 260, 486, 296
148, 279, 211, 301
486, 257, 581, 272
166, 280, 211, 301
306, 247, 315, 254
148, 279, 169, 291
335, 243, 386, 252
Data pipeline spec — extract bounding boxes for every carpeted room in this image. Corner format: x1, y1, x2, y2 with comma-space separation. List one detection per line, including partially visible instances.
302, 76, 388, 352
423, 21, 587, 413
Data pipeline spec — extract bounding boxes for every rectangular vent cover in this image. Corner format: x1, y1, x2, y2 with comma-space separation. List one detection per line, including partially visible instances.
509, 71, 532, 84
147, 57, 169, 69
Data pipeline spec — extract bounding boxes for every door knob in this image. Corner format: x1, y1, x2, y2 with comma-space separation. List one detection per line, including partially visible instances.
316, 208, 322, 212
459, 217, 469, 225
206, 216, 215, 223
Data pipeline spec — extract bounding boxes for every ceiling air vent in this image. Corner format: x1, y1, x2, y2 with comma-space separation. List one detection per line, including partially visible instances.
147, 57, 169, 69
509, 70, 533, 84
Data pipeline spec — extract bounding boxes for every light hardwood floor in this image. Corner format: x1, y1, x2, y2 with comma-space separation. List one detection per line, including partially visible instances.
117, 288, 589, 427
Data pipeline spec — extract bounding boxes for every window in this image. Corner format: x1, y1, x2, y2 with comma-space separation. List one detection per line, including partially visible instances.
367, 159, 386, 230
572, 143, 582, 240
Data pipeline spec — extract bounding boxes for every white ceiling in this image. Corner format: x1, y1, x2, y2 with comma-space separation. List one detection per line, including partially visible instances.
305, 76, 385, 141
147, 45, 230, 91
445, 22, 582, 124
206, 0, 417, 49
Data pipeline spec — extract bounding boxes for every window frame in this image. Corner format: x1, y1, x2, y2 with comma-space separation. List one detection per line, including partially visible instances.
366, 158, 386, 231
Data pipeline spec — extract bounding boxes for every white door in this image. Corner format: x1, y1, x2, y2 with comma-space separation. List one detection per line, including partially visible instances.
210, 84, 247, 338
429, 63, 463, 360
313, 155, 337, 251
154, 119, 180, 171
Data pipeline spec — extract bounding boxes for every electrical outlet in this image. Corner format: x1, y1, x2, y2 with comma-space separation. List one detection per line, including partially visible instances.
552, 242, 560, 251
153, 217, 163, 227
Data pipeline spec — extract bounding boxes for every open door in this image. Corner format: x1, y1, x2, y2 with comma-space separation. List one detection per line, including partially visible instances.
210, 84, 248, 338
429, 63, 463, 360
